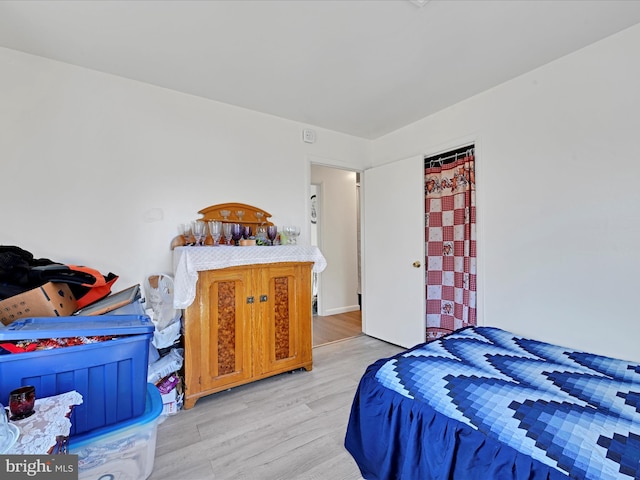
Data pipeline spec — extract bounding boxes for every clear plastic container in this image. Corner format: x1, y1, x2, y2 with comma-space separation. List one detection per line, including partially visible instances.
70, 384, 163, 480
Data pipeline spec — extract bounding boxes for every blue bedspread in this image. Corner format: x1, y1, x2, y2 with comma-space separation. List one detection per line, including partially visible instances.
345, 327, 640, 480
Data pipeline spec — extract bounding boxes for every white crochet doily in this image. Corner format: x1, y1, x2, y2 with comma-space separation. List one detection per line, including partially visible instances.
8, 390, 83, 454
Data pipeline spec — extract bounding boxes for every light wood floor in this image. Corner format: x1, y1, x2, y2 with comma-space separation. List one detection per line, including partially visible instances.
150, 334, 403, 480
312, 310, 362, 346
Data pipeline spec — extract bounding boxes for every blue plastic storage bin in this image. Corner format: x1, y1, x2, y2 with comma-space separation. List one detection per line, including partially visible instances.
70, 384, 163, 480
0, 305, 153, 436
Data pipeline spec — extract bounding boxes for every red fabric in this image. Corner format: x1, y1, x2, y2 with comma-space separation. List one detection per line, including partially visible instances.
0, 342, 38, 354
1, 336, 119, 354
73, 275, 118, 309
66, 266, 119, 309
425, 151, 477, 341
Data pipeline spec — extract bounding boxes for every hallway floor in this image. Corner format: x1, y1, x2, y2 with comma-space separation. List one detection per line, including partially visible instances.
312, 310, 362, 346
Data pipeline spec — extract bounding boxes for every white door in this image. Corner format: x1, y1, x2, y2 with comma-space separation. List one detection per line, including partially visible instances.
362, 156, 425, 348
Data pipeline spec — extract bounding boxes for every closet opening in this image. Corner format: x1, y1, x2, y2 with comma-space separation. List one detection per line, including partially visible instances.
424, 144, 477, 341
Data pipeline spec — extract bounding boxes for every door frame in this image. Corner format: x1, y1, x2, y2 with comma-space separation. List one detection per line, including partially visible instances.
309, 161, 362, 320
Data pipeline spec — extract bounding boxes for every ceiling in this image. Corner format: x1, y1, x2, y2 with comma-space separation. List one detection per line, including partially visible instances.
2, 0, 640, 140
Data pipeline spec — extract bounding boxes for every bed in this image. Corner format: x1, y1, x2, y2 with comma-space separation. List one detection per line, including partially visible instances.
345, 326, 640, 480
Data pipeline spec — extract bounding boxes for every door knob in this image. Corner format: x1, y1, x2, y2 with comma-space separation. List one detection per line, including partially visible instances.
412, 261, 421, 268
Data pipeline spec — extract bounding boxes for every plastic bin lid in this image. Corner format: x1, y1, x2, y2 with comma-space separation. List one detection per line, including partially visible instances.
0, 314, 154, 341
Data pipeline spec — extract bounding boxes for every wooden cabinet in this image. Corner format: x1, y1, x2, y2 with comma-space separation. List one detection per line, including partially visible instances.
182, 261, 313, 409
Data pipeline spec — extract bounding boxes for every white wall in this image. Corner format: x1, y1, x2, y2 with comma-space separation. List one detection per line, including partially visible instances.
3, 22, 639, 362
0, 47, 370, 293
311, 165, 360, 315
371, 24, 640, 362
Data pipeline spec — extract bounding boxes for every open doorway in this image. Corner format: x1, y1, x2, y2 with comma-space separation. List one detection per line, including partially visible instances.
310, 164, 362, 346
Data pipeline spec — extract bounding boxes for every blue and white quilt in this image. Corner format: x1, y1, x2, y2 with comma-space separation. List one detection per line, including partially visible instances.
346, 326, 640, 480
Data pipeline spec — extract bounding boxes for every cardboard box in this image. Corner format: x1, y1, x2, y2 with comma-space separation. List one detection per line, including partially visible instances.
160, 388, 180, 416
0, 282, 77, 326
156, 374, 183, 416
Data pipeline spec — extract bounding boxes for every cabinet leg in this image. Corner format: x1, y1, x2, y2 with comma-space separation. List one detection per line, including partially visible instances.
183, 396, 198, 410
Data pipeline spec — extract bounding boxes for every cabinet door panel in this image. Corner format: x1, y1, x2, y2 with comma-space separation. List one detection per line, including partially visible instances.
256, 263, 312, 375
200, 268, 253, 390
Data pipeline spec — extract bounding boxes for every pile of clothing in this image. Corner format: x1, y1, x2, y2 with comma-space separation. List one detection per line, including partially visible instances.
0, 245, 118, 309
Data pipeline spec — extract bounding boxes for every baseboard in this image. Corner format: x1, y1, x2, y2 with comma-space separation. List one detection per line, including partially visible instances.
313, 332, 364, 348
323, 305, 361, 316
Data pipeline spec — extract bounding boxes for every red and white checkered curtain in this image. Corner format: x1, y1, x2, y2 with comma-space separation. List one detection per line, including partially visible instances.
425, 150, 477, 341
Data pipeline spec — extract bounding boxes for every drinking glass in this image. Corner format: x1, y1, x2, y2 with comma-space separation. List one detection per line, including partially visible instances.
220, 210, 231, 221
267, 225, 278, 246
290, 225, 300, 245
208, 221, 223, 246
256, 226, 268, 244
222, 223, 233, 245
242, 225, 253, 239
282, 225, 291, 245
231, 223, 243, 246
236, 210, 245, 222
192, 221, 207, 246
0, 402, 8, 442
0, 401, 18, 454
9, 385, 36, 420
179, 223, 194, 246
283, 225, 300, 245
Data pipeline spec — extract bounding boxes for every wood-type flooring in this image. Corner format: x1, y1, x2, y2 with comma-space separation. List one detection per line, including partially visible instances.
150, 330, 402, 480
312, 310, 362, 346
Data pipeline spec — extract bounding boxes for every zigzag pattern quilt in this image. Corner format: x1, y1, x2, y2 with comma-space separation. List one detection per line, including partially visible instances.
373, 327, 640, 479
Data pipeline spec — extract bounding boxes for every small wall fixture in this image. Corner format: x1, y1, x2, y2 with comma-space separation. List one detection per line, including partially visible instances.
303, 129, 316, 144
